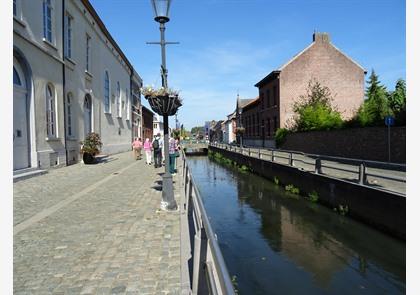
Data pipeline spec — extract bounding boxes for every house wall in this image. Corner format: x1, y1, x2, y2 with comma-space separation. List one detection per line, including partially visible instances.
14, 0, 66, 169
65, 0, 132, 158
279, 33, 365, 128
13, 0, 140, 169
258, 78, 280, 139
142, 107, 154, 141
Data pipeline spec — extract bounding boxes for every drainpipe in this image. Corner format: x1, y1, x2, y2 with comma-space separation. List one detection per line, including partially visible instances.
62, 0, 68, 166
130, 68, 133, 142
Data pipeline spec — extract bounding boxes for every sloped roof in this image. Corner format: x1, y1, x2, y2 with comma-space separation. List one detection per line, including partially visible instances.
255, 33, 366, 87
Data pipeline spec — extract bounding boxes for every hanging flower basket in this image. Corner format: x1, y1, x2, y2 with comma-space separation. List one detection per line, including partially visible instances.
141, 86, 182, 116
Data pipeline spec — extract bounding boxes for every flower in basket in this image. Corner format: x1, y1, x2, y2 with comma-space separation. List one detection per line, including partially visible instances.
80, 132, 103, 156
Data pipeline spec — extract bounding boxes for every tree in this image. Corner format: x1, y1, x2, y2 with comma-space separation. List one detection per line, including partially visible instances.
291, 79, 343, 131
191, 126, 204, 135
356, 69, 389, 126
388, 79, 406, 125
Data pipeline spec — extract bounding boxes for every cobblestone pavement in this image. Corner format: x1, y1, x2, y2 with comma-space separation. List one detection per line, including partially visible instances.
14, 152, 182, 294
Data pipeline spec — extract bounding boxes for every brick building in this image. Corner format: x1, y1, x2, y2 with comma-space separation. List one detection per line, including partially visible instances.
243, 32, 366, 148
141, 106, 154, 141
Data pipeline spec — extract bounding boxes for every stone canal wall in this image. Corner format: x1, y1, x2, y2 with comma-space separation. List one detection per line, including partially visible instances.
209, 146, 406, 240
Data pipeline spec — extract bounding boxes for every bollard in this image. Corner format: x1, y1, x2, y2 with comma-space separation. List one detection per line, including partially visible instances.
249, 148, 251, 156
258, 149, 261, 159
288, 153, 293, 166
315, 158, 322, 174
271, 150, 274, 162
359, 162, 366, 185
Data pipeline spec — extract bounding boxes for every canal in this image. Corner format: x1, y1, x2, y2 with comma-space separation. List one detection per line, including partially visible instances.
186, 156, 405, 294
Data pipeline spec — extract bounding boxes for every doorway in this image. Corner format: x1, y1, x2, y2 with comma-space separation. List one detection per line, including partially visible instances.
84, 94, 92, 138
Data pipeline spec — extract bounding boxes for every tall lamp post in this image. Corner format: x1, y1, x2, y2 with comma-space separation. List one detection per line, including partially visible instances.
146, 0, 180, 211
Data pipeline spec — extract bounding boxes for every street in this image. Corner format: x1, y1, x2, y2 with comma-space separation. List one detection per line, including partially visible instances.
14, 152, 181, 294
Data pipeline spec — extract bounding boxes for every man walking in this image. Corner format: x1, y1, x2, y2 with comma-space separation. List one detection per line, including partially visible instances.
153, 134, 162, 168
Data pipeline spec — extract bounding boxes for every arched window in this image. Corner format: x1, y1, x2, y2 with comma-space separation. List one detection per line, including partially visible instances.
104, 71, 110, 113
46, 84, 56, 137
66, 93, 73, 136
13, 67, 22, 86
116, 82, 121, 117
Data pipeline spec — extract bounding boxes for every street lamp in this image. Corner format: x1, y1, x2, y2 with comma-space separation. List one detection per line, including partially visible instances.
147, 0, 180, 211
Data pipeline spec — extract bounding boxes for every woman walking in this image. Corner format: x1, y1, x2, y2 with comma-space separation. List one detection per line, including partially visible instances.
143, 138, 152, 165
132, 137, 142, 160
168, 137, 177, 175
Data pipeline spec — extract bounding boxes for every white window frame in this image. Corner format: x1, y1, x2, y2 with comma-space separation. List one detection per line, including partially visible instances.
85, 34, 91, 72
64, 13, 73, 59
116, 82, 121, 118
46, 84, 56, 138
125, 88, 130, 120
104, 71, 110, 113
66, 93, 73, 137
43, 0, 53, 43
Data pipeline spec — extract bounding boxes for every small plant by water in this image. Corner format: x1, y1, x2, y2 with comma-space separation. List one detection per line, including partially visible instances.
274, 176, 280, 185
308, 191, 319, 202
334, 204, 349, 216
231, 275, 239, 294
239, 165, 249, 172
285, 184, 300, 194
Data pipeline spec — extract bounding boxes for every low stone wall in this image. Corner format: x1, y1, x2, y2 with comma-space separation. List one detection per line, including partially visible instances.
279, 127, 406, 163
209, 146, 406, 240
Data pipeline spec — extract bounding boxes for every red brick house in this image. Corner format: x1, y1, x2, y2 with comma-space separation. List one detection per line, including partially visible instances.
244, 32, 366, 147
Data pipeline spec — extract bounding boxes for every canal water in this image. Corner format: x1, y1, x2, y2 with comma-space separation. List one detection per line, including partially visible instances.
187, 156, 405, 295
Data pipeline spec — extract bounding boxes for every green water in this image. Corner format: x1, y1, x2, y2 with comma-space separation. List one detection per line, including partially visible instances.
187, 156, 405, 295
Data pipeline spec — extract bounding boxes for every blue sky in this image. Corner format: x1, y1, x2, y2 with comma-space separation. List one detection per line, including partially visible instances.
90, 0, 406, 130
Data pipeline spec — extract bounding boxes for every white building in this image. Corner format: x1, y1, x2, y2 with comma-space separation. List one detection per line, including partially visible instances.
153, 115, 164, 137
13, 0, 142, 170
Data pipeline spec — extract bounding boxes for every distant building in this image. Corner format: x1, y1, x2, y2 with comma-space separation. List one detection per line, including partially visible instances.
153, 115, 164, 137
225, 111, 237, 144
242, 32, 366, 147
142, 106, 154, 141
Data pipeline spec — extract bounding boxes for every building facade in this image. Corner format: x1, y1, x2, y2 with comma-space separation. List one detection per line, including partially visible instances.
142, 106, 154, 141
244, 32, 366, 147
153, 115, 164, 137
13, 0, 142, 170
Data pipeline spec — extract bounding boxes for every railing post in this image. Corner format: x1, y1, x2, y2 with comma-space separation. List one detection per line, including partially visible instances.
271, 150, 274, 162
258, 149, 261, 159
359, 162, 366, 185
288, 153, 293, 166
315, 158, 322, 174
249, 148, 251, 156
192, 227, 208, 294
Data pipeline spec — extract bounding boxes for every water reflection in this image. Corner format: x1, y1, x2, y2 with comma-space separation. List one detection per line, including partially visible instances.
188, 157, 405, 295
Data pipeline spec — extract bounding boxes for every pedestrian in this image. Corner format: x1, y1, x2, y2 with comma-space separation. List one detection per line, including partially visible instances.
132, 137, 142, 160
153, 135, 162, 168
169, 137, 177, 175
143, 138, 152, 165
159, 134, 165, 163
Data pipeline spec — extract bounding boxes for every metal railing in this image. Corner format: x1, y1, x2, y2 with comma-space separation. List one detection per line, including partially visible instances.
181, 150, 236, 295
210, 142, 406, 195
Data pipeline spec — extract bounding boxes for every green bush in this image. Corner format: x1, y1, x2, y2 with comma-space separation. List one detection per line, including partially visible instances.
274, 128, 288, 147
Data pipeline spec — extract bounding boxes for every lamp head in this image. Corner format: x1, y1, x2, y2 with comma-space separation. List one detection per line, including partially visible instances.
151, 0, 171, 23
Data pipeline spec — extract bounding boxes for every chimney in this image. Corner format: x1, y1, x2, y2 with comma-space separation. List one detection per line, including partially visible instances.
313, 32, 330, 43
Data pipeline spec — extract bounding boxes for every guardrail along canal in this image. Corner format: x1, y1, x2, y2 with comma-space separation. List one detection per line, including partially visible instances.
186, 156, 405, 294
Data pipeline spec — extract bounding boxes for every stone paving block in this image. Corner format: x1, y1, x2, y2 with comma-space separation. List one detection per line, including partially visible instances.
14, 151, 182, 294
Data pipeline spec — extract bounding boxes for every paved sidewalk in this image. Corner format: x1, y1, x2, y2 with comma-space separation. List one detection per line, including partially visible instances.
14, 151, 181, 294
